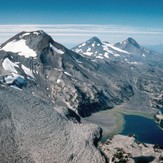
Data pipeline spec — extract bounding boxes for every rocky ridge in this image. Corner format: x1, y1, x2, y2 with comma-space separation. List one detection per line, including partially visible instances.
0, 84, 105, 163
100, 134, 163, 163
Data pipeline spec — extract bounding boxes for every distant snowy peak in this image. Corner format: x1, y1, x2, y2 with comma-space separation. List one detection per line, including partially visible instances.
72, 37, 129, 60
114, 37, 141, 50
113, 37, 153, 57
0, 30, 65, 58
126, 37, 140, 48
78, 36, 102, 48
86, 36, 102, 45
72, 37, 102, 57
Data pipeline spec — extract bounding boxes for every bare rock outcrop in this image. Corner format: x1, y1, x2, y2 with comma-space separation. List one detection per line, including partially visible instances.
0, 87, 105, 163
99, 134, 163, 163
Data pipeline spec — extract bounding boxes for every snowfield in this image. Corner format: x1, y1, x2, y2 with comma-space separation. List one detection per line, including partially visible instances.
1, 39, 37, 58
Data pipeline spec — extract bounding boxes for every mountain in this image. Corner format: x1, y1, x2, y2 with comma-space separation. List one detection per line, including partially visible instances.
115, 38, 163, 69
0, 31, 163, 116
0, 31, 137, 117
72, 36, 163, 110
114, 37, 151, 57
0, 31, 163, 162
72, 36, 163, 65
72, 36, 130, 61
0, 31, 105, 163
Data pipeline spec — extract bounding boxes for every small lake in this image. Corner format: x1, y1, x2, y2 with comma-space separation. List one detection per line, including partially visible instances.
121, 115, 163, 146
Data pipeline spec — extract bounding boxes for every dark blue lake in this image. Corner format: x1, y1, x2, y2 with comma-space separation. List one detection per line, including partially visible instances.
121, 115, 163, 146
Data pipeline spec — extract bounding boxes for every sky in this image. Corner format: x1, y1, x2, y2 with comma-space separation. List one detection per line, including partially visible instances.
0, 0, 163, 47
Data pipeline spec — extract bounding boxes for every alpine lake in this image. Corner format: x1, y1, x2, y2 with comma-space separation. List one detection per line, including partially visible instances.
83, 108, 163, 146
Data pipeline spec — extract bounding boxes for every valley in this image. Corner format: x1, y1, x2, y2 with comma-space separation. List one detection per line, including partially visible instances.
0, 30, 163, 162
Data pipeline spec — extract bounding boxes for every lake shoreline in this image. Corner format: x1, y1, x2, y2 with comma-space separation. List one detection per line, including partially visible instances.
121, 114, 163, 146
82, 107, 156, 142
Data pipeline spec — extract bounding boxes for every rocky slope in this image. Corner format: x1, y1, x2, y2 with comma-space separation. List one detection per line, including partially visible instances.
100, 134, 163, 163
0, 85, 105, 163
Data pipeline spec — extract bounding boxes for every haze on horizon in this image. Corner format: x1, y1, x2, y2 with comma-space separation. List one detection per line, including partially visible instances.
0, 0, 163, 48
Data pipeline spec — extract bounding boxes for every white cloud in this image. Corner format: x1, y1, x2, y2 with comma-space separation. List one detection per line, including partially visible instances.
0, 24, 163, 47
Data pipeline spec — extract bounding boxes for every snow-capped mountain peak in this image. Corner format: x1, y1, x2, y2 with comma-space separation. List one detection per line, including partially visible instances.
120, 37, 140, 49
0, 31, 46, 58
114, 37, 141, 51
87, 36, 102, 44
72, 37, 129, 60
0, 30, 65, 58
114, 37, 152, 56
0, 30, 67, 90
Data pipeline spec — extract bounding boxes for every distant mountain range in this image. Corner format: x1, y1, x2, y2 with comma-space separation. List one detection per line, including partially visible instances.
72, 36, 162, 64
0, 30, 163, 162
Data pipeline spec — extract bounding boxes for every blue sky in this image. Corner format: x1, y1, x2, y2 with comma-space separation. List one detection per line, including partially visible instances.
0, 0, 163, 47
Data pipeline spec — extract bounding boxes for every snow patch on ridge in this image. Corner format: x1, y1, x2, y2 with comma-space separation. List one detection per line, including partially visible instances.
1, 39, 37, 58
33, 31, 40, 35
4, 74, 24, 84
103, 42, 130, 54
92, 43, 95, 47
2, 58, 19, 73
102, 45, 114, 54
87, 48, 91, 51
50, 44, 64, 54
64, 72, 72, 76
113, 54, 120, 57
22, 65, 35, 78
96, 56, 104, 59
83, 52, 93, 56
10, 85, 22, 91
21, 33, 30, 37
104, 52, 109, 58
57, 79, 61, 84
81, 43, 86, 47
